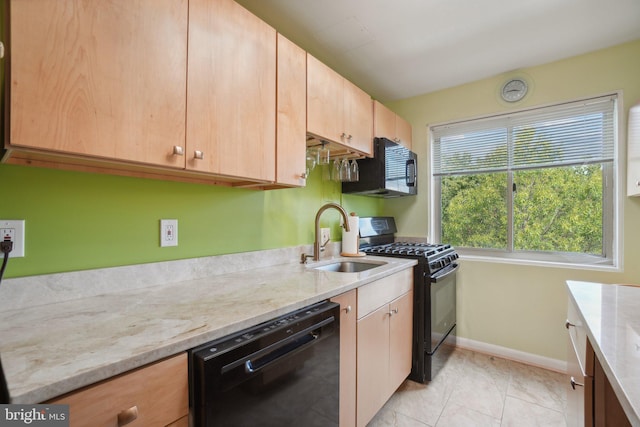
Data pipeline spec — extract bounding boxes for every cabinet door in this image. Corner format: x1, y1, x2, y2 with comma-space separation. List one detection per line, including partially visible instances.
567, 332, 588, 427
373, 101, 396, 140
8, 0, 188, 168
331, 290, 357, 427
343, 79, 373, 156
276, 34, 307, 187
187, 0, 276, 181
307, 54, 344, 144
396, 116, 413, 150
388, 291, 413, 395
356, 304, 390, 427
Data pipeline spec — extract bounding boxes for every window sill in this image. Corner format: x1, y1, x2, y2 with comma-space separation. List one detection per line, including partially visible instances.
458, 250, 621, 273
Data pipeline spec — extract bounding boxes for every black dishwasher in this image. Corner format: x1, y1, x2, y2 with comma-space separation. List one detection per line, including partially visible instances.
190, 300, 340, 427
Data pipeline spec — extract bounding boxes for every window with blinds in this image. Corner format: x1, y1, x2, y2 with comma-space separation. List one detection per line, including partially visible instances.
430, 95, 618, 267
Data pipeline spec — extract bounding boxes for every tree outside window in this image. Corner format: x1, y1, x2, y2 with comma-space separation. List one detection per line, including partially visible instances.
432, 95, 617, 266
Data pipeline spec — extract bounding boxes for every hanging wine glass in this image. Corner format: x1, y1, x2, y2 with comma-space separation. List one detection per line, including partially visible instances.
332, 158, 341, 181
350, 159, 359, 182
340, 158, 351, 182
306, 148, 317, 176
317, 142, 330, 165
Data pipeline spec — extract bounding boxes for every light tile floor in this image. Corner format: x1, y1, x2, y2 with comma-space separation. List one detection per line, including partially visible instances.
369, 346, 567, 427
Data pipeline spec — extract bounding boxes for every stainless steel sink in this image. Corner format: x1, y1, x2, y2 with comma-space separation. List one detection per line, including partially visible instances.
311, 260, 386, 273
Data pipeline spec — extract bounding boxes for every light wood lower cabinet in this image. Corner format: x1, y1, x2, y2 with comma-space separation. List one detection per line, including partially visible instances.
331, 289, 357, 427
566, 298, 593, 427
48, 353, 188, 427
356, 269, 413, 427
566, 299, 632, 426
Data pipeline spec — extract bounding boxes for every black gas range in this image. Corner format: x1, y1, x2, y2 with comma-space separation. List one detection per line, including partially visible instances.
362, 241, 458, 279
359, 217, 459, 383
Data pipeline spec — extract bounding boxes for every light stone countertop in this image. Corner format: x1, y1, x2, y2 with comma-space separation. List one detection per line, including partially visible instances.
0, 248, 416, 404
566, 280, 640, 425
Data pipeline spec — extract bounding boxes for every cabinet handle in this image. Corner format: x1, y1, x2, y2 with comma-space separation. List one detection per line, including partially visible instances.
117, 405, 139, 426
565, 320, 575, 329
300, 172, 308, 179
172, 145, 184, 156
341, 132, 347, 139
637, 180, 640, 187
343, 305, 352, 314
570, 376, 584, 390
347, 134, 353, 140
389, 308, 399, 316
194, 150, 204, 160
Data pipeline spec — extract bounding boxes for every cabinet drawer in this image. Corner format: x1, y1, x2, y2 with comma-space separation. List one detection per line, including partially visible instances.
567, 299, 590, 376
358, 269, 413, 319
49, 353, 188, 427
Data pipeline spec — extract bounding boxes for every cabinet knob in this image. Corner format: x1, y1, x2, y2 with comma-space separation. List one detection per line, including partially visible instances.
347, 134, 353, 140
636, 180, 640, 187
341, 132, 347, 139
565, 320, 575, 329
343, 305, 352, 314
172, 145, 184, 156
194, 150, 204, 160
117, 405, 139, 426
570, 376, 584, 390
389, 308, 399, 316
300, 172, 308, 179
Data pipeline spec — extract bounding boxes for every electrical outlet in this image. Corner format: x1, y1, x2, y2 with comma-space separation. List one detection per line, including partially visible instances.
160, 219, 178, 247
0, 219, 25, 258
320, 228, 331, 245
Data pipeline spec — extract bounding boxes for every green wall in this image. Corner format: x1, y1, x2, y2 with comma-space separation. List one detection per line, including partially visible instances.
385, 39, 640, 362
0, 163, 381, 278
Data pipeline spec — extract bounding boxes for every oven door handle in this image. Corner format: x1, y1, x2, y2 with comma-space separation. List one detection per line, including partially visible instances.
220, 316, 335, 375
430, 263, 459, 283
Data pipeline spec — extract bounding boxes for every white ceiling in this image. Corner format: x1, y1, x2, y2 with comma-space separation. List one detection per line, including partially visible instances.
235, 0, 640, 102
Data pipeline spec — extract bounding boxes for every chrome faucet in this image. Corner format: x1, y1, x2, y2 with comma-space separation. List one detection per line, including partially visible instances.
301, 202, 351, 263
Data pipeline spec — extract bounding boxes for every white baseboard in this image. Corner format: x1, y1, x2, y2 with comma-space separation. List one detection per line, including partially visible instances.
455, 336, 567, 373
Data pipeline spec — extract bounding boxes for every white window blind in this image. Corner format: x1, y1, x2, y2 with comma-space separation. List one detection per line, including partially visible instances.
432, 95, 616, 176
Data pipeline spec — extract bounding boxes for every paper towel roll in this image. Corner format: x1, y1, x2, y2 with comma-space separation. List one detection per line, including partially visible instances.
341, 214, 359, 255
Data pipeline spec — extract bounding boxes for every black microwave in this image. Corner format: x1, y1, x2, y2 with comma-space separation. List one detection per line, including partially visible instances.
342, 137, 417, 198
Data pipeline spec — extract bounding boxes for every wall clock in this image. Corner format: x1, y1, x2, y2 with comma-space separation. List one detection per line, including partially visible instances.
501, 78, 528, 102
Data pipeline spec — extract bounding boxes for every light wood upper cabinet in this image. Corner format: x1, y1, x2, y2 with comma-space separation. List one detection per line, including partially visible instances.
7, 0, 188, 169
275, 34, 307, 187
373, 100, 413, 149
187, 0, 276, 181
307, 54, 373, 157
